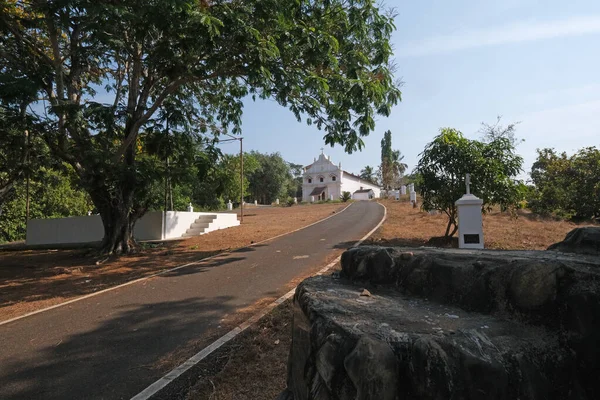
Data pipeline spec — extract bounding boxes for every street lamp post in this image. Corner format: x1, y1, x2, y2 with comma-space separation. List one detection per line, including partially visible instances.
239, 137, 244, 223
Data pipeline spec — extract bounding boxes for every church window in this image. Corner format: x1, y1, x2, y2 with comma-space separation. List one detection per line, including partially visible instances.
331, 176, 336, 181
308, 178, 312, 183
320, 177, 324, 182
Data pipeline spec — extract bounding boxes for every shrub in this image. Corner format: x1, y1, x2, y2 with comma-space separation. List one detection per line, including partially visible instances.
340, 191, 352, 202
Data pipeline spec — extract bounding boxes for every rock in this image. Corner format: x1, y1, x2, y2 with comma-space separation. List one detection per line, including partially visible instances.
359, 289, 371, 297
278, 246, 600, 400
344, 336, 398, 400
548, 226, 600, 255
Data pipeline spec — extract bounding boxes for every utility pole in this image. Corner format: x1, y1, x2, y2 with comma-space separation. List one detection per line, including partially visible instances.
240, 137, 244, 223
164, 114, 169, 212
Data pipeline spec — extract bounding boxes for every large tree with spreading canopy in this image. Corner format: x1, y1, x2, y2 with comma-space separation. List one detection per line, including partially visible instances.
0, 0, 401, 254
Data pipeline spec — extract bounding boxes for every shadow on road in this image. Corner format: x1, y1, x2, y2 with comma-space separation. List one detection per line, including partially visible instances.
1, 296, 236, 400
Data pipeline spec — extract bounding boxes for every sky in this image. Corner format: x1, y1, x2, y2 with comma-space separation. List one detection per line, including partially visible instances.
229, 0, 600, 180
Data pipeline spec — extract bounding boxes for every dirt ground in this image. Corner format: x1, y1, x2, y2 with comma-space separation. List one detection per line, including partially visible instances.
178, 199, 594, 400
183, 300, 293, 400
365, 199, 582, 250
0, 203, 346, 322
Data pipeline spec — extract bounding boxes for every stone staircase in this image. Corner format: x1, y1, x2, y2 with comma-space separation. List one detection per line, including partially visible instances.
182, 214, 217, 237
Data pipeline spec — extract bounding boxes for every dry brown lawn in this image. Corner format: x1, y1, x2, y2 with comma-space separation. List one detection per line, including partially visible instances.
366, 199, 585, 250
184, 300, 293, 400
0, 203, 346, 322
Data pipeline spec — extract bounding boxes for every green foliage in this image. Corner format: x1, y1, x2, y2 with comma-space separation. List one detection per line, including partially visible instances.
193, 152, 258, 209
0, 166, 93, 243
286, 197, 295, 207
247, 152, 293, 204
1, 0, 400, 253
379, 130, 407, 190
340, 191, 352, 202
360, 165, 378, 184
528, 147, 600, 220
415, 127, 524, 237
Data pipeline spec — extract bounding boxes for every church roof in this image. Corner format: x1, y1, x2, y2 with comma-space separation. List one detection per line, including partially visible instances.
309, 186, 327, 196
354, 189, 374, 193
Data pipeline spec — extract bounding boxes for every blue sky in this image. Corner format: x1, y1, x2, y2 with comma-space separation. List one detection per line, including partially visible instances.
231, 0, 600, 179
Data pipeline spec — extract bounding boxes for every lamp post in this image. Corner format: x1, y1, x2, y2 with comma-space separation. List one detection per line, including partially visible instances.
239, 137, 244, 223
221, 133, 244, 223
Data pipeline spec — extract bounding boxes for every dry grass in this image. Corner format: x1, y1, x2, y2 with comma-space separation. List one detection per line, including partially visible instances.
366, 199, 586, 250
184, 300, 293, 400
0, 203, 346, 322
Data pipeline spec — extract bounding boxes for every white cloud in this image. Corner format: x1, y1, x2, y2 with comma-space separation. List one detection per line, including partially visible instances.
400, 15, 600, 57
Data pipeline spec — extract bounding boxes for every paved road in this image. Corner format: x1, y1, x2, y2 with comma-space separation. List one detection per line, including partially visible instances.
0, 201, 384, 400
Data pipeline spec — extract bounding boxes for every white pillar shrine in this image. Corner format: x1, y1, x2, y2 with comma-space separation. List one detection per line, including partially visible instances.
276, 198, 279, 205
456, 173, 484, 249
227, 200, 233, 211
401, 185, 407, 195
409, 184, 416, 203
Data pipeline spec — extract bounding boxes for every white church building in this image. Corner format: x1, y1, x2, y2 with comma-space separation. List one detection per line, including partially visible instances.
302, 151, 381, 202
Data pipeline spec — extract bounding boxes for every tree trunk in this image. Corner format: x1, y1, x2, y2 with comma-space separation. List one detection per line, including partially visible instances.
98, 200, 136, 255
444, 208, 458, 238
89, 145, 140, 255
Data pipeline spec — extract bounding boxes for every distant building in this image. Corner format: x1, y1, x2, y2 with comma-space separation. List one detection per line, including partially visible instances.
301, 151, 381, 202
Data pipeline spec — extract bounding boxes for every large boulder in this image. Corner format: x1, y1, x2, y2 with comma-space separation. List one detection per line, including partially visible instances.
279, 247, 600, 400
548, 226, 600, 256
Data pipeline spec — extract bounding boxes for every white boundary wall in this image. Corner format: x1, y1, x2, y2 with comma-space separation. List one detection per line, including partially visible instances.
26, 211, 239, 246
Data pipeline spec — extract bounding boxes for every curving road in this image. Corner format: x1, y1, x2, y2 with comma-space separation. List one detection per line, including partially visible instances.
0, 201, 384, 400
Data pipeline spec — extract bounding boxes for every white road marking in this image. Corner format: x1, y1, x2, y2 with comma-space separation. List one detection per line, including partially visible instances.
0, 203, 353, 327
130, 202, 387, 400
293, 255, 309, 259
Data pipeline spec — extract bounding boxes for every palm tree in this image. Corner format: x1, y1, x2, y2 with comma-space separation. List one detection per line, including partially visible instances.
391, 150, 408, 182
360, 165, 377, 184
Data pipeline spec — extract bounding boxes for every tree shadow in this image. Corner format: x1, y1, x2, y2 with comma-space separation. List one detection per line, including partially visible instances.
0, 296, 236, 400
334, 237, 428, 249
230, 244, 268, 253
0, 244, 248, 316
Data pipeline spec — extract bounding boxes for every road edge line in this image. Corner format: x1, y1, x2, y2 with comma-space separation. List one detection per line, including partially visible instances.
0, 203, 353, 327
130, 201, 387, 400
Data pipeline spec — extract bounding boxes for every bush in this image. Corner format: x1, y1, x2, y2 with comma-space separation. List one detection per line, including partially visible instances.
528, 147, 600, 220
340, 191, 352, 202
286, 198, 295, 207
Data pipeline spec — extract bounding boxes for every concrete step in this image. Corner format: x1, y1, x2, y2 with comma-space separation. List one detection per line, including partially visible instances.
190, 222, 210, 229
184, 227, 206, 236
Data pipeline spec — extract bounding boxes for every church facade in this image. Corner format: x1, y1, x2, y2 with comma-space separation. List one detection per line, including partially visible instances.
301, 151, 381, 202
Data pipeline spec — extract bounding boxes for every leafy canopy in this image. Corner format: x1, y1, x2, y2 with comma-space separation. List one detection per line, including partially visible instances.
528, 147, 600, 220
0, 0, 401, 253
415, 126, 524, 237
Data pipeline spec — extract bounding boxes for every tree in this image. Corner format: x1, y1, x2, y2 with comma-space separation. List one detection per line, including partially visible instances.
360, 165, 377, 184
288, 162, 304, 199
193, 151, 259, 209
379, 130, 406, 190
528, 147, 600, 220
247, 152, 292, 204
390, 149, 408, 187
1, 0, 401, 254
0, 165, 93, 243
415, 127, 524, 238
